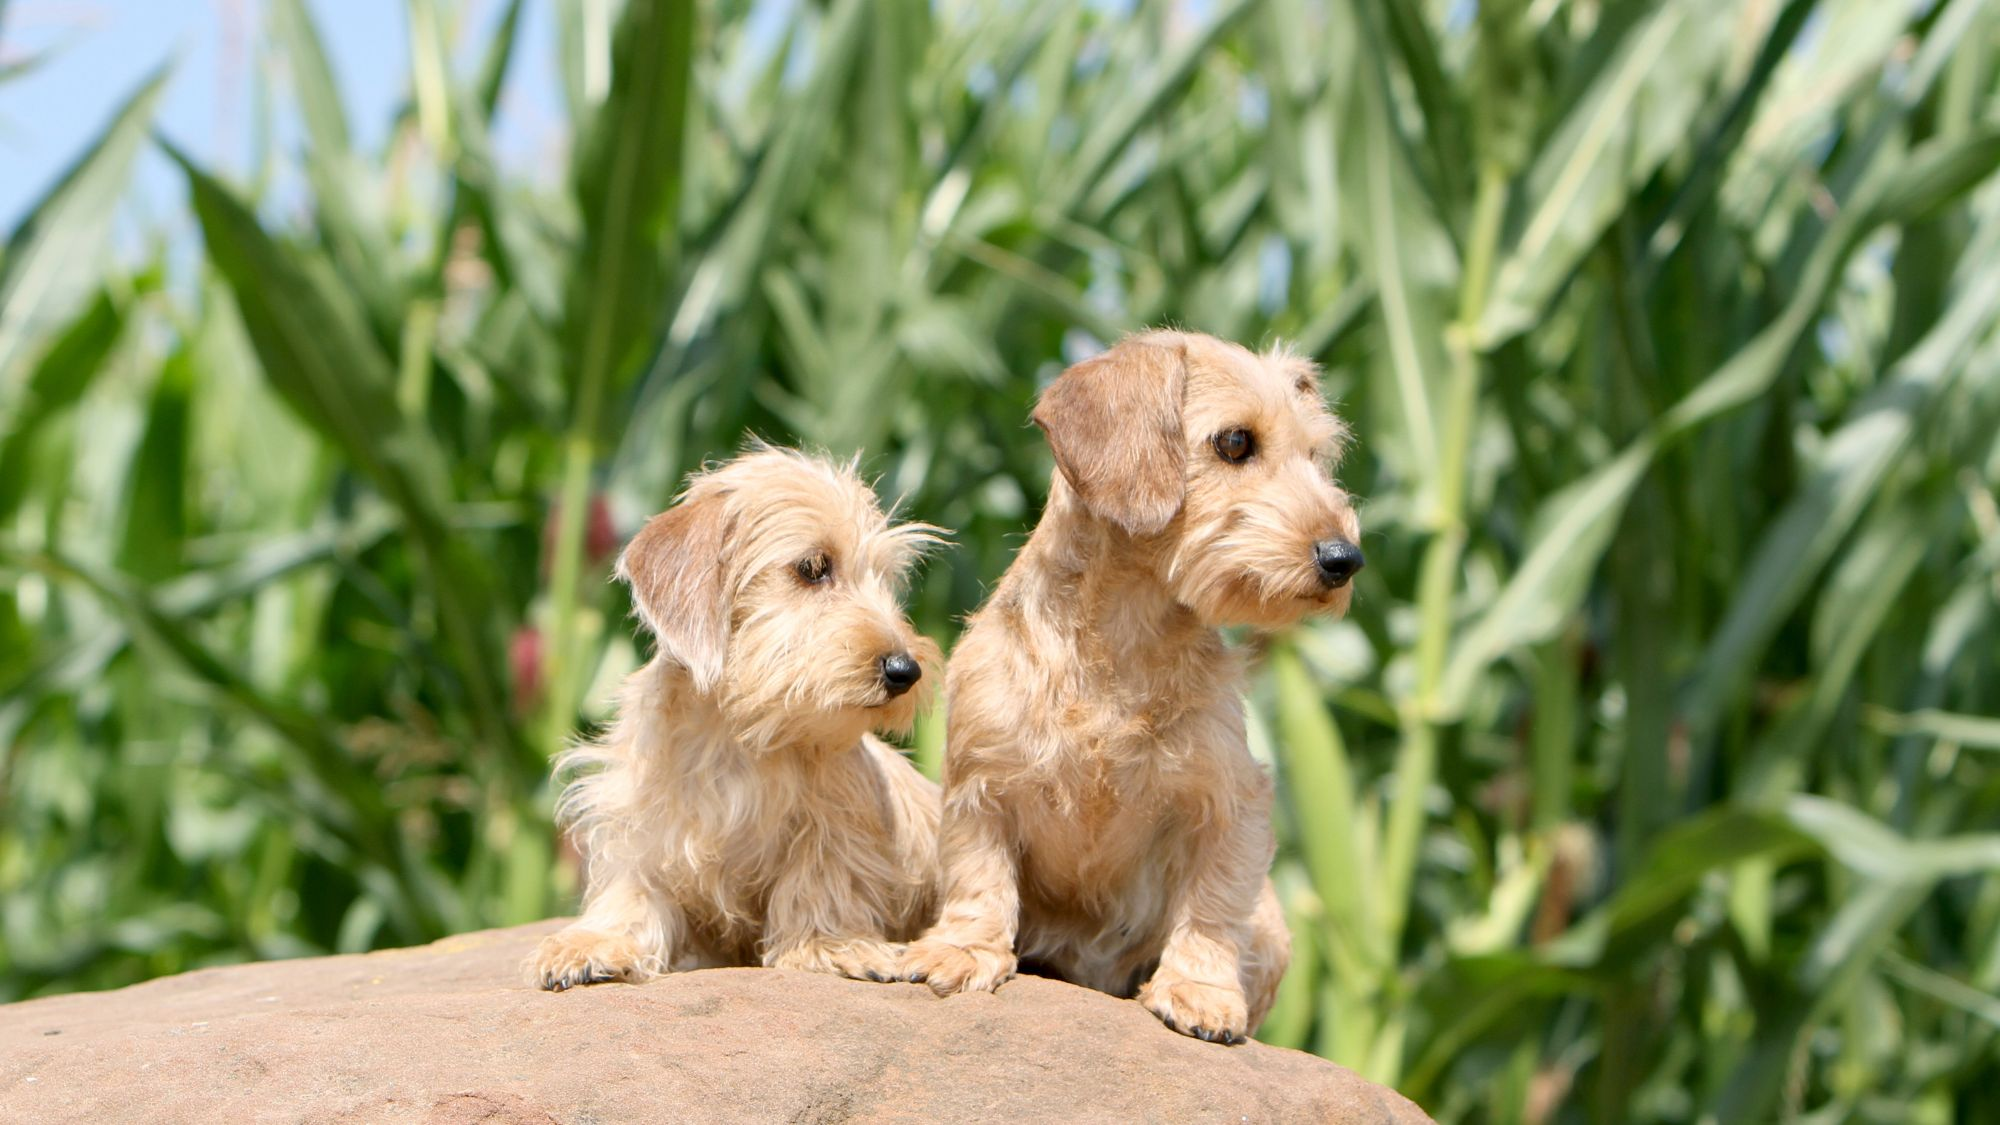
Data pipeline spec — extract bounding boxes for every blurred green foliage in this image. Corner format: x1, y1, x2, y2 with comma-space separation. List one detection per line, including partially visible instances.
4, 0, 2000, 1120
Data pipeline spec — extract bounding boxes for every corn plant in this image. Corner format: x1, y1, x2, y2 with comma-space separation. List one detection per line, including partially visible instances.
3, 1, 1999, 1121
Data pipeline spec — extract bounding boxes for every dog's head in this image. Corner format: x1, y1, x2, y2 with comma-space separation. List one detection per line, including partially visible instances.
617, 446, 944, 750
1033, 330, 1363, 630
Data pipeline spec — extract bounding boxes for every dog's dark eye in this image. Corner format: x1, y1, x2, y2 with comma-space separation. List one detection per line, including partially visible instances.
795, 551, 832, 585
1212, 428, 1256, 464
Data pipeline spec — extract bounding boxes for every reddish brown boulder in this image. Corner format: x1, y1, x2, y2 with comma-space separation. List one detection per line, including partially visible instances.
0, 921, 1433, 1123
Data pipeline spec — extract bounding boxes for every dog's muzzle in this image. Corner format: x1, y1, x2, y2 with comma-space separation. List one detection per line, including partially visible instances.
1313, 539, 1364, 589
879, 652, 922, 697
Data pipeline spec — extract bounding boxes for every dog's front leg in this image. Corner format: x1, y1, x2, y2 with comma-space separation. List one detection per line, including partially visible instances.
897, 791, 1019, 994
1137, 811, 1274, 1044
527, 869, 679, 990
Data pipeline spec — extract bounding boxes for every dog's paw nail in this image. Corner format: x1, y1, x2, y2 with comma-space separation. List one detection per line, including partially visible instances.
864, 970, 885, 982
906, 971, 926, 983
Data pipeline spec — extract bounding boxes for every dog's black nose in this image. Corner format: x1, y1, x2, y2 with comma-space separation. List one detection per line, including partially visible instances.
1313, 539, 1364, 589
880, 653, 922, 697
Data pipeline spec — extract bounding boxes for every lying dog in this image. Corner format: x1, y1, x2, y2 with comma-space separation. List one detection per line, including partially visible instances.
898, 331, 1363, 1043
528, 446, 945, 988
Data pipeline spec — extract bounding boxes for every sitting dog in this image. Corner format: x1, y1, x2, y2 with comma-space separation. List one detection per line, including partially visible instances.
528, 446, 945, 989
897, 331, 1363, 1044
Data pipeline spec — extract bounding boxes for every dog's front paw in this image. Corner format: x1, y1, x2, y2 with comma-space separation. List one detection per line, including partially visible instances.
1139, 972, 1249, 1044
526, 928, 647, 991
897, 937, 1015, 995
768, 938, 906, 983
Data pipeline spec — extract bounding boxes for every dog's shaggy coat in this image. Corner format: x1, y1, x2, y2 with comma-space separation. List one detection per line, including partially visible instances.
897, 331, 1363, 1044
527, 448, 944, 989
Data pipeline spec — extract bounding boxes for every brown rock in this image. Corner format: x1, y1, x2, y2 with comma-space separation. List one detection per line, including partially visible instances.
0, 921, 1434, 1124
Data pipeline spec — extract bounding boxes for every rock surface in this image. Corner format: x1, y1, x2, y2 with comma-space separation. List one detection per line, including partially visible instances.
0, 920, 1433, 1124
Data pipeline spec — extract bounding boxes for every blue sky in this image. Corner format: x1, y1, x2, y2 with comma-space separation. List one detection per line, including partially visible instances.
0, 0, 566, 238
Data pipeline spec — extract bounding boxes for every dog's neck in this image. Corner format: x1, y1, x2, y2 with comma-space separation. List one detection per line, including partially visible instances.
1010, 482, 1221, 684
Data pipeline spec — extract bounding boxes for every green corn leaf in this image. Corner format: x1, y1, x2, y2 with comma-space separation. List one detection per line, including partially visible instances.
1643, 0, 1817, 270
0, 288, 126, 520
407, 0, 454, 156
1543, 805, 1818, 968
476, 0, 528, 120
116, 345, 194, 582
267, 0, 349, 158
1049, 0, 1257, 220
0, 67, 163, 388
268, 0, 400, 328
1788, 796, 2000, 883
541, 0, 697, 757
169, 146, 412, 494
1682, 273, 2000, 727
562, 0, 695, 426
1477, 0, 1736, 348
1879, 954, 2000, 1029
1439, 128, 2000, 716
16, 550, 442, 937
1339, 56, 1457, 495
1363, 0, 1467, 201
0, 507, 397, 754
1271, 644, 1383, 977
1437, 439, 1656, 715
1873, 128, 2000, 224
1866, 707, 2000, 750
612, 0, 870, 506
168, 144, 517, 769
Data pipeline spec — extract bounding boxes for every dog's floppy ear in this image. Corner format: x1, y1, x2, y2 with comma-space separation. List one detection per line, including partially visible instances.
1032, 333, 1188, 535
617, 494, 730, 692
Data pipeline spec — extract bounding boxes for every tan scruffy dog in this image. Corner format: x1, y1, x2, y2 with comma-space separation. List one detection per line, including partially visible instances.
527, 446, 946, 990
895, 331, 1363, 1044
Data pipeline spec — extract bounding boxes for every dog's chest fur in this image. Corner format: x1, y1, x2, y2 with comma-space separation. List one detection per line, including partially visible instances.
952, 572, 1260, 951
655, 736, 913, 942
567, 666, 925, 958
